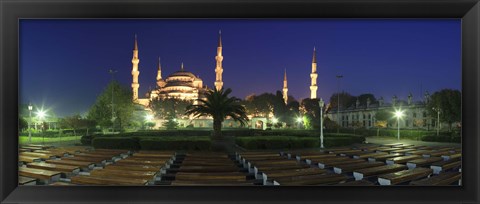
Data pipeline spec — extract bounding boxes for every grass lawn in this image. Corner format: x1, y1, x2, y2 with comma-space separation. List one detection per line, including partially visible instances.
19, 135, 81, 145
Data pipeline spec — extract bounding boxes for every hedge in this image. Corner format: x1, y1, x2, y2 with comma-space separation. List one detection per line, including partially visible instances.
421, 135, 461, 143
140, 137, 211, 151
92, 137, 140, 150
91, 136, 211, 150
235, 135, 364, 150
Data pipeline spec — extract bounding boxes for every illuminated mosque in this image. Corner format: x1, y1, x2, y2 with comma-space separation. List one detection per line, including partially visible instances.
131, 32, 224, 107
129, 31, 320, 129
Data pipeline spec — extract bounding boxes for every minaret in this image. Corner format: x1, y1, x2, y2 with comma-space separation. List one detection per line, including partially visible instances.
156, 57, 162, 81
131, 34, 140, 102
310, 46, 318, 99
156, 57, 166, 88
214, 30, 224, 91
282, 68, 288, 104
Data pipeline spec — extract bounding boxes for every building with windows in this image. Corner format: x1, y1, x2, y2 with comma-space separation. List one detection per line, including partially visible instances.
325, 92, 442, 130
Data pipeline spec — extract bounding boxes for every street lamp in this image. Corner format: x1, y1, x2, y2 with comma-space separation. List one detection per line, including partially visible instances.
433, 107, 441, 136
394, 109, 404, 140
28, 103, 33, 143
336, 75, 343, 133
36, 109, 47, 144
109, 69, 117, 133
296, 117, 303, 129
318, 98, 325, 148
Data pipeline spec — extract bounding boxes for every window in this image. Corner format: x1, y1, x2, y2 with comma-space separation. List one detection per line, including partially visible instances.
413, 112, 417, 118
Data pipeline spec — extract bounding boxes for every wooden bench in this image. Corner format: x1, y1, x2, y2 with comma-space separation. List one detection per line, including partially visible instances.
21, 146, 44, 151
390, 149, 416, 154
317, 158, 365, 169
331, 149, 363, 156
406, 157, 443, 169
335, 179, 375, 186
352, 152, 388, 159
385, 155, 422, 165
262, 168, 327, 182
430, 160, 461, 174
441, 153, 461, 161
20, 152, 56, 160
89, 169, 157, 181
178, 165, 239, 173
423, 151, 454, 158
34, 150, 69, 157
63, 156, 107, 165
18, 167, 61, 184
19, 176, 37, 185
170, 180, 254, 186
70, 175, 148, 185
381, 143, 403, 147
333, 161, 385, 174
175, 172, 246, 181
405, 150, 433, 156
367, 153, 403, 162
274, 173, 349, 185
26, 162, 80, 176
46, 159, 95, 170
374, 147, 403, 153
181, 160, 238, 167
116, 159, 168, 167
254, 164, 310, 174
49, 181, 75, 186
19, 148, 32, 152
391, 144, 415, 148
19, 155, 42, 163
353, 164, 407, 181
377, 167, 433, 185
409, 172, 461, 185
104, 164, 160, 172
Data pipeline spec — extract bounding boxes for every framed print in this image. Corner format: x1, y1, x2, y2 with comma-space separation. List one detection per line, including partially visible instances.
1, 0, 479, 203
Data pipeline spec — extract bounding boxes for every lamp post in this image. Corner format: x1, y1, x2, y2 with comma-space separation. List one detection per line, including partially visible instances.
433, 107, 441, 136
336, 75, 343, 133
394, 109, 404, 140
28, 103, 33, 143
108, 69, 117, 133
36, 109, 46, 145
319, 98, 325, 149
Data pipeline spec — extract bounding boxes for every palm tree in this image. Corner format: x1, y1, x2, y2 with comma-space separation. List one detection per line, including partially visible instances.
186, 88, 248, 139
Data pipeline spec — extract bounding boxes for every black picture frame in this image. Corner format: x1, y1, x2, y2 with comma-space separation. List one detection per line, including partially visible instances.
1, 0, 479, 203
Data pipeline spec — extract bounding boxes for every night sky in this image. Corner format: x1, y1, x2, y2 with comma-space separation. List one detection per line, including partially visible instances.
20, 19, 461, 117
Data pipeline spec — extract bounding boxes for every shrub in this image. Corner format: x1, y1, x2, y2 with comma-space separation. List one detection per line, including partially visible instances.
80, 135, 93, 145
92, 137, 140, 150
140, 137, 211, 151
235, 135, 364, 150
421, 135, 461, 143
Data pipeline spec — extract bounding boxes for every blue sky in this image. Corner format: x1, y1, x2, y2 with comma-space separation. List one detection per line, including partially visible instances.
19, 19, 461, 116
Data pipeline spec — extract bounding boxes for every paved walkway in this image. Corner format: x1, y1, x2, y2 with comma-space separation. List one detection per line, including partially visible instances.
366, 136, 461, 148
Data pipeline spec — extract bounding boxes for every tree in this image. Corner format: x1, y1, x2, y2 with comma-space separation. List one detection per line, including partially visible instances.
87, 80, 135, 131
426, 89, 461, 131
185, 88, 248, 139
59, 114, 97, 135
162, 112, 178, 130
357, 93, 377, 106
374, 109, 390, 136
19, 117, 28, 132
328, 92, 356, 110
300, 98, 320, 130
149, 97, 191, 119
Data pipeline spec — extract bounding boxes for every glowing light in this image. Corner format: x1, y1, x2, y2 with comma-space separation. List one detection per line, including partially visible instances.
296, 117, 303, 123
145, 114, 154, 121
272, 117, 278, 123
394, 109, 404, 119
36, 109, 47, 120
